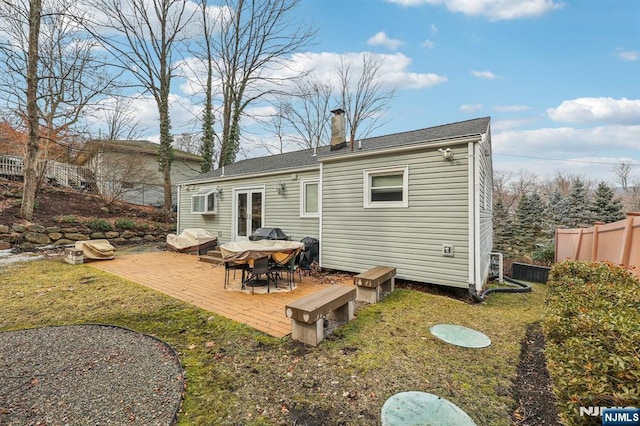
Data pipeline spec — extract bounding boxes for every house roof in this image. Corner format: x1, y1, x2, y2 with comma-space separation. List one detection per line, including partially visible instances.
74, 140, 202, 165
185, 116, 490, 182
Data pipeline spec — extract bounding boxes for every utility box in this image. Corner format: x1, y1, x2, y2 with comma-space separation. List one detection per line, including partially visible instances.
64, 248, 83, 265
442, 244, 455, 257
511, 262, 550, 283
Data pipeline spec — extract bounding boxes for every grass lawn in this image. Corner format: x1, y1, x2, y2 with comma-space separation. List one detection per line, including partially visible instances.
1, 258, 547, 425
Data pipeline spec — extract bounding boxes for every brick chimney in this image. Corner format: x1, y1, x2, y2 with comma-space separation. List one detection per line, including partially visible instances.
330, 108, 347, 151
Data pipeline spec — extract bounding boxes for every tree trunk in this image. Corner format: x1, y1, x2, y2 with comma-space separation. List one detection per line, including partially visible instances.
158, 97, 174, 211
20, 0, 42, 220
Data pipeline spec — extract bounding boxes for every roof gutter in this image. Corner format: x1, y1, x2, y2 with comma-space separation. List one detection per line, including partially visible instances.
317, 134, 482, 163
177, 164, 320, 186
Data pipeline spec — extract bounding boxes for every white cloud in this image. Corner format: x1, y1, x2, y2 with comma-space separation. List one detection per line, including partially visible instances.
430, 24, 438, 34
493, 125, 640, 183
615, 49, 639, 62
493, 125, 640, 156
492, 155, 638, 184
491, 117, 538, 131
384, 0, 563, 20
460, 104, 483, 112
288, 51, 447, 90
547, 97, 640, 125
421, 39, 436, 49
494, 105, 530, 112
367, 31, 404, 50
471, 70, 499, 79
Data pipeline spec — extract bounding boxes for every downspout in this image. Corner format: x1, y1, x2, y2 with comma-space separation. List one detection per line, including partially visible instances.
176, 184, 182, 235
467, 141, 480, 301
468, 137, 532, 302
474, 141, 482, 292
318, 162, 324, 268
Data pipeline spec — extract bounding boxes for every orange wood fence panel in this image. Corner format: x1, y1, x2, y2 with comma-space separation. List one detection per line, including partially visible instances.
555, 213, 640, 279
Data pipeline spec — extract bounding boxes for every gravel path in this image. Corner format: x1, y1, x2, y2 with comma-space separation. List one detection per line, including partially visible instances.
0, 324, 185, 425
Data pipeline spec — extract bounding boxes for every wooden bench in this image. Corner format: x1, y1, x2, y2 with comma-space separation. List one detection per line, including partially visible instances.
354, 266, 396, 304
285, 286, 356, 346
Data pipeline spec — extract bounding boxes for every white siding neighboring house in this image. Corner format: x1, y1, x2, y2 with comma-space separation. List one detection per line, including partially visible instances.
74, 140, 202, 207
177, 117, 494, 293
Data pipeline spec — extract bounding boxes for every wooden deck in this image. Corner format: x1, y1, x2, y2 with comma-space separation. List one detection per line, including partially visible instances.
88, 251, 351, 338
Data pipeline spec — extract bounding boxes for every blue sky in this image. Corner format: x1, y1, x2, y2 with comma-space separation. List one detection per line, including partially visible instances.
293, 0, 640, 185
132, 0, 639, 185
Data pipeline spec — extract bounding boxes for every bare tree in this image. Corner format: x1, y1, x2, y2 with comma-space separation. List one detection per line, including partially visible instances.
0, 0, 42, 219
196, 0, 216, 173
35, 3, 119, 188
174, 133, 201, 155
493, 170, 515, 208
277, 77, 333, 150
83, 146, 159, 208
614, 162, 640, 212
25, 0, 42, 220
614, 162, 632, 191
267, 103, 288, 155
624, 181, 640, 212
336, 53, 395, 150
0, 0, 120, 218
210, 0, 315, 166
82, 0, 195, 210
97, 96, 147, 141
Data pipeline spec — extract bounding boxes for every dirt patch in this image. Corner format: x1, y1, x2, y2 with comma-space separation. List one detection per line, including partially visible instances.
512, 323, 560, 425
0, 179, 174, 228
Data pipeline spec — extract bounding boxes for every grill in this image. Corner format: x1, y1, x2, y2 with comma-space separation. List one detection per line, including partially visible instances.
248, 227, 290, 241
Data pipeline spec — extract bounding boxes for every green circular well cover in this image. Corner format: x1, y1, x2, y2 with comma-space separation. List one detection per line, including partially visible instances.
429, 324, 491, 348
381, 391, 476, 425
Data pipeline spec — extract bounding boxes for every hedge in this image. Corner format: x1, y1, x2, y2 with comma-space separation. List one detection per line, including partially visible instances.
543, 260, 640, 425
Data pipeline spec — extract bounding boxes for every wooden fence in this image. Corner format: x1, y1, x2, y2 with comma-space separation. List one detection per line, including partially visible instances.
555, 213, 640, 279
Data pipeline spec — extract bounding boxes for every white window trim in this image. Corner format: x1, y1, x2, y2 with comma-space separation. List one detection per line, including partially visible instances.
364, 165, 409, 208
300, 178, 320, 218
191, 188, 218, 214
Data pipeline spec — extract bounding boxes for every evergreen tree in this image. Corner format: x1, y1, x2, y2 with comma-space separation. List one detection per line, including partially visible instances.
591, 182, 626, 223
546, 188, 571, 234
514, 192, 547, 254
493, 198, 513, 254
566, 178, 592, 227
528, 191, 547, 241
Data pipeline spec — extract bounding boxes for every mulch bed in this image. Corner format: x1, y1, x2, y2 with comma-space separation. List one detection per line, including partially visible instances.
512, 323, 561, 425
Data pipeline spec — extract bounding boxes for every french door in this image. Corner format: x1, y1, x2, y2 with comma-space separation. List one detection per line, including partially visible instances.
233, 187, 264, 241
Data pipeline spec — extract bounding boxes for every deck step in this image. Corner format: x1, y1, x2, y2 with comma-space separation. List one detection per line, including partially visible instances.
198, 249, 223, 264
198, 255, 223, 264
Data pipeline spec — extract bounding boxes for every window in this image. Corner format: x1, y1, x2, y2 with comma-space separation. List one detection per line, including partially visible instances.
191, 188, 218, 214
300, 179, 319, 217
364, 166, 409, 208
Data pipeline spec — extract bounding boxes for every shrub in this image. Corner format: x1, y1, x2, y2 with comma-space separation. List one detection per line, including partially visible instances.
84, 218, 113, 232
532, 240, 555, 266
115, 218, 136, 230
54, 215, 77, 224
543, 260, 640, 424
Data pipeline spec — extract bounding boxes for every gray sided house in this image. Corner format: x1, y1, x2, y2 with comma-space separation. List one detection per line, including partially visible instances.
74, 140, 202, 207
177, 117, 494, 292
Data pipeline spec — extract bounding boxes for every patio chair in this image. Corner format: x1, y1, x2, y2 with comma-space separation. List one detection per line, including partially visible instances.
224, 260, 249, 289
243, 256, 276, 294
269, 249, 302, 290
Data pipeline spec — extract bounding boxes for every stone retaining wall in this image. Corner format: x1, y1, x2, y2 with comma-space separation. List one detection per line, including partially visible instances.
0, 223, 169, 251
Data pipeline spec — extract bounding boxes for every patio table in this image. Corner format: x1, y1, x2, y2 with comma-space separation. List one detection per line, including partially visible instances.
219, 240, 305, 290
219, 239, 304, 262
